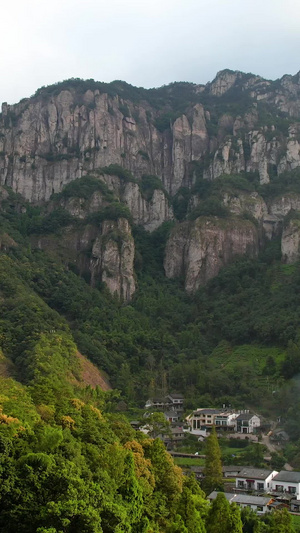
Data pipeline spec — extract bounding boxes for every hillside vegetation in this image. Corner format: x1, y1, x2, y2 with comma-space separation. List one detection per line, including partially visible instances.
1, 72, 300, 530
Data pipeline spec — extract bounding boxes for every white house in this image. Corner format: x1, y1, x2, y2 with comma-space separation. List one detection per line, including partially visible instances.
271, 471, 300, 500
187, 408, 238, 434
166, 394, 184, 411
215, 411, 239, 428
208, 492, 273, 515
145, 394, 184, 411
235, 413, 261, 434
236, 468, 278, 492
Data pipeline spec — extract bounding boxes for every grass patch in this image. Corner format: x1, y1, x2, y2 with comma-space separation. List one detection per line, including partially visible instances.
173, 457, 205, 467
291, 514, 300, 532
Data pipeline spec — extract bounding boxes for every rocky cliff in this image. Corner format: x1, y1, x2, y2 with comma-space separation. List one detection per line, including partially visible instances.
33, 216, 136, 302
1, 70, 300, 203
164, 217, 259, 293
1, 70, 300, 297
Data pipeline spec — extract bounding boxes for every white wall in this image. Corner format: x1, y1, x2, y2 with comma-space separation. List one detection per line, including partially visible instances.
271, 479, 300, 500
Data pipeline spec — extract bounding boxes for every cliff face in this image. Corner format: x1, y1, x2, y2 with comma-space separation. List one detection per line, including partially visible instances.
164, 217, 259, 293
281, 218, 300, 264
2, 70, 300, 297
34, 217, 135, 302
1, 69, 300, 204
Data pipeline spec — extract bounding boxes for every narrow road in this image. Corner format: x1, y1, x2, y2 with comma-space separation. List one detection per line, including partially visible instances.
261, 433, 293, 471
261, 434, 277, 453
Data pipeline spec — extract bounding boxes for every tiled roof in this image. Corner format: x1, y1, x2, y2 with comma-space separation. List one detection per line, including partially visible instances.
208, 492, 271, 505
236, 413, 254, 421
193, 408, 222, 415
237, 468, 274, 480
273, 471, 300, 483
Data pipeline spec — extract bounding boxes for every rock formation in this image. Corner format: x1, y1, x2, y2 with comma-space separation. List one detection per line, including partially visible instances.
2, 69, 300, 296
164, 217, 258, 293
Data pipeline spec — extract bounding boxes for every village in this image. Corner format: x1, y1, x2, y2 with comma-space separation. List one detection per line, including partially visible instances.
137, 395, 300, 516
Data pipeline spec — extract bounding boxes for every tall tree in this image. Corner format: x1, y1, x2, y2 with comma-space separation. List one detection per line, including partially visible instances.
203, 426, 223, 494
229, 503, 243, 533
206, 492, 231, 533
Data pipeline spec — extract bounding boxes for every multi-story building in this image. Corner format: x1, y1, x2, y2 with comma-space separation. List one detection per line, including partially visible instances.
235, 468, 278, 492
187, 408, 260, 435
271, 471, 300, 500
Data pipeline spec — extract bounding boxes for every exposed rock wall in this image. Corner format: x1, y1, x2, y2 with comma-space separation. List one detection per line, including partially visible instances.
2, 70, 300, 297
164, 217, 258, 293
34, 217, 135, 301
53, 173, 173, 232
90, 218, 135, 301
1, 69, 300, 205
282, 219, 300, 264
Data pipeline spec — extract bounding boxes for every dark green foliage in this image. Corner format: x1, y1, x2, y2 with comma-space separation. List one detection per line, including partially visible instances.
188, 196, 230, 219
172, 187, 191, 221
31, 208, 75, 234
137, 150, 150, 161
206, 493, 233, 533
100, 164, 136, 182
55, 175, 115, 201
258, 168, 300, 200
203, 427, 223, 494
154, 112, 175, 132
139, 174, 169, 202
87, 202, 133, 224
119, 103, 130, 117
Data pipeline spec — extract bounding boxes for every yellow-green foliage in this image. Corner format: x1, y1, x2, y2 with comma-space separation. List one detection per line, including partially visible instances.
0, 376, 40, 428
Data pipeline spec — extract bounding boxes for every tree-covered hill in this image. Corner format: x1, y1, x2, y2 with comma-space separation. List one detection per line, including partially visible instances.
1, 71, 300, 530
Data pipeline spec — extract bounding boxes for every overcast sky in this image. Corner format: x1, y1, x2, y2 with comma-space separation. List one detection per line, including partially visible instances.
2, 0, 300, 105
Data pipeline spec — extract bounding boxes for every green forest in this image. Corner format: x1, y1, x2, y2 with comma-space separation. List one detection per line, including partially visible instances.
1, 161, 300, 529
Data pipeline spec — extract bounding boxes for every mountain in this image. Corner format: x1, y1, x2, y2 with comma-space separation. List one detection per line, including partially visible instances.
1, 69, 300, 297
1, 69, 300, 532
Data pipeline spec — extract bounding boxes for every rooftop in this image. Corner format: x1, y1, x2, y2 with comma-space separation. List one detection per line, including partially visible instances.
273, 471, 300, 483
193, 408, 222, 415
236, 413, 256, 421
208, 492, 271, 506
164, 411, 179, 418
223, 465, 243, 473
237, 468, 275, 480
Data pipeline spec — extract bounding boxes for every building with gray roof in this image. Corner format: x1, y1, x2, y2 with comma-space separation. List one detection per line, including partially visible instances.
208, 492, 272, 514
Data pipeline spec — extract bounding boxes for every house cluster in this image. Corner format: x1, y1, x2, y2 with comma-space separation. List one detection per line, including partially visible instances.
208, 468, 300, 514
187, 408, 261, 437
145, 394, 184, 423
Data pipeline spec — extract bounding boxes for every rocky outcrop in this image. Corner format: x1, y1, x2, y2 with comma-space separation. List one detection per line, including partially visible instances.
222, 190, 268, 221
54, 173, 173, 232
282, 218, 300, 263
164, 217, 258, 293
34, 217, 135, 301
269, 193, 300, 217
0, 94, 209, 201
1, 70, 300, 207
1, 71, 300, 297
171, 104, 209, 193
122, 184, 173, 231
90, 218, 135, 301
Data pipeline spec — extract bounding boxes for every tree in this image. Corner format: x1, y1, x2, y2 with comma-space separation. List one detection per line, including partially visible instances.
256, 509, 295, 533
203, 426, 223, 494
143, 412, 171, 439
229, 503, 243, 533
206, 493, 231, 533
177, 486, 206, 533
